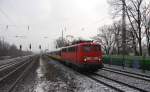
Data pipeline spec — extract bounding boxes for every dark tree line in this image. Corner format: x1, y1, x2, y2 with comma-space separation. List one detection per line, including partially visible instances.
0, 39, 31, 58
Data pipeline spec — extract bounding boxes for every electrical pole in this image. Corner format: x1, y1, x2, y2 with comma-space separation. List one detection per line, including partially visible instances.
29, 44, 31, 51
62, 29, 64, 46
122, 0, 126, 69
61, 26, 66, 47
28, 25, 30, 31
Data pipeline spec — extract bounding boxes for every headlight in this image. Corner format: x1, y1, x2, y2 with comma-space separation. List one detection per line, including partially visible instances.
99, 58, 101, 61
84, 58, 87, 62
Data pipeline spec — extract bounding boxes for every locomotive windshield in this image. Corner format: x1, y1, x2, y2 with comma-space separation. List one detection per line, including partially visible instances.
83, 45, 101, 52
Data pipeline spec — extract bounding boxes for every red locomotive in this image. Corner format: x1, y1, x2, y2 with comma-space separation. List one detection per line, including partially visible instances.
50, 41, 103, 71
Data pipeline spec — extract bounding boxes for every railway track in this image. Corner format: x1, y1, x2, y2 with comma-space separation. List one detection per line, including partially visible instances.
0, 56, 36, 92
0, 56, 31, 70
0, 58, 29, 73
103, 67, 150, 81
49, 57, 150, 92
0, 59, 21, 69
82, 70, 149, 92
93, 73, 148, 92
83, 73, 126, 92
79, 68, 149, 91
82, 70, 148, 92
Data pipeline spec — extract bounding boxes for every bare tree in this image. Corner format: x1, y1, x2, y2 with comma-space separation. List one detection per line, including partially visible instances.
125, 0, 150, 55
54, 37, 68, 48
112, 22, 122, 54
0, 39, 29, 58
142, 3, 150, 55
92, 25, 116, 55
108, 0, 150, 56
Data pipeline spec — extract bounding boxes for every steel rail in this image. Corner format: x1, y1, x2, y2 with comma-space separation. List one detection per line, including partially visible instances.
83, 73, 125, 92
49, 57, 145, 92
0, 57, 30, 70
49, 56, 126, 92
0, 60, 19, 69
102, 68, 150, 82
0, 58, 31, 82
104, 66, 150, 78
0, 59, 28, 72
94, 73, 148, 92
7, 58, 35, 92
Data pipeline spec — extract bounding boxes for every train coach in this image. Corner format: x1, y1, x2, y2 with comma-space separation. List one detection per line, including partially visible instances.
50, 41, 104, 71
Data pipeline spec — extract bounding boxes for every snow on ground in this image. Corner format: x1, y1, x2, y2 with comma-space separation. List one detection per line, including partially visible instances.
104, 64, 150, 75
33, 57, 116, 92
97, 69, 150, 92
0, 55, 32, 65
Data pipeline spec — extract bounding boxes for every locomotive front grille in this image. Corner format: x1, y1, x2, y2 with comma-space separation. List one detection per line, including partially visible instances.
86, 57, 99, 60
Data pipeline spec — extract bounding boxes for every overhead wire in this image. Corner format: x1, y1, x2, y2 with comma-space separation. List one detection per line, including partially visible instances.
0, 7, 15, 24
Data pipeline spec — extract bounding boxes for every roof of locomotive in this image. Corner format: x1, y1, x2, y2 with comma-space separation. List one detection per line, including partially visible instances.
77, 42, 100, 46
61, 42, 100, 49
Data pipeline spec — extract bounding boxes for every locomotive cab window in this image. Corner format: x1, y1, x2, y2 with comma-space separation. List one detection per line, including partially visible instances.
83, 46, 91, 52
62, 48, 67, 52
83, 45, 101, 52
93, 45, 101, 51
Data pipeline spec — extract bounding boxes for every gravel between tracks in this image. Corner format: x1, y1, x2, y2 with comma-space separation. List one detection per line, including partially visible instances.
33, 56, 116, 92
97, 69, 150, 92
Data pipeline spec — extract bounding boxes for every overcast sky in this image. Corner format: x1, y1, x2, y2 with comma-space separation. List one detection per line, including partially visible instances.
0, 0, 113, 52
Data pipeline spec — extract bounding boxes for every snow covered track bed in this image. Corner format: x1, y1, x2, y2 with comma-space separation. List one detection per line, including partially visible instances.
83, 74, 128, 92
104, 64, 150, 76
49, 56, 150, 92
0, 58, 30, 75
0, 56, 38, 92
93, 73, 148, 92
0, 55, 32, 66
79, 69, 148, 92
96, 69, 150, 92
38, 56, 117, 92
102, 67, 150, 82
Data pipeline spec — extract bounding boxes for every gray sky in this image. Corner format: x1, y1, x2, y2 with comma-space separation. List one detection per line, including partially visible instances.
0, 0, 113, 52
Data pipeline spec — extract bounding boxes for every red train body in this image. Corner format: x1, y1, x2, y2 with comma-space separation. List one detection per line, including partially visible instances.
51, 41, 104, 71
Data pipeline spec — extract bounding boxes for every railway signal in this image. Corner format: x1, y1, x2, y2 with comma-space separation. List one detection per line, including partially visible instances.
39, 45, 41, 50
29, 44, 31, 50
28, 25, 29, 30
19, 45, 22, 51
6, 25, 8, 29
